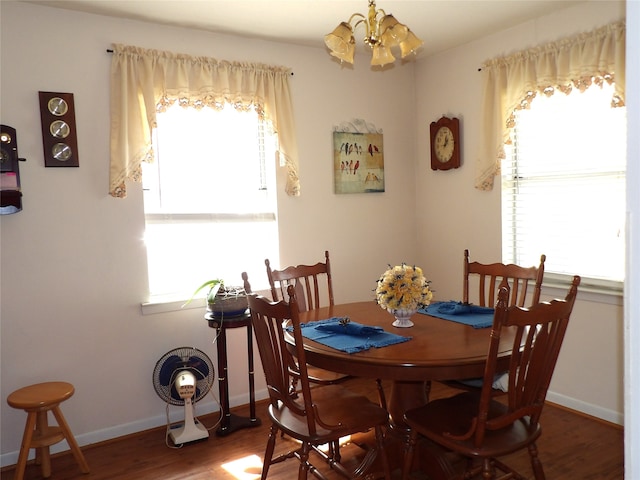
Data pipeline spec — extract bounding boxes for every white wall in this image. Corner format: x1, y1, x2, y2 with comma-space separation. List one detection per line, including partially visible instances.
0, 0, 631, 467
0, 1, 418, 466
413, 1, 626, 422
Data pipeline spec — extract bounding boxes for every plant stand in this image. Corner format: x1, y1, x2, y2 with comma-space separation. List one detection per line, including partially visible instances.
205, 311, 261, 436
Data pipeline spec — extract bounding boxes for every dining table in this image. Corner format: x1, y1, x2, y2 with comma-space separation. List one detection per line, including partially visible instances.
283, 299, 518, 479
292, 300, 515, 430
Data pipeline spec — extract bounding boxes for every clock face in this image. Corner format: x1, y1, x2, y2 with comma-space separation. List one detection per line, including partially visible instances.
434, 126, 455, 162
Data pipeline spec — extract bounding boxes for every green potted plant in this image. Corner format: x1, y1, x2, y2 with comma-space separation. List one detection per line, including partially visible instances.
184, 279, 248, 317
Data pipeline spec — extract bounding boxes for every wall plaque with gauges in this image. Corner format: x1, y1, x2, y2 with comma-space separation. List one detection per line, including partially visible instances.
38, 91, 80, 167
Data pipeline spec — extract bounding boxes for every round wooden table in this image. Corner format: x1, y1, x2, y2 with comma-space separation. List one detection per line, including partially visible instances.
294, 301, 513, 428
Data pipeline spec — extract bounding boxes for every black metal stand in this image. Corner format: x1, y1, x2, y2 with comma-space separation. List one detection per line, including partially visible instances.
206, 311, 261, 436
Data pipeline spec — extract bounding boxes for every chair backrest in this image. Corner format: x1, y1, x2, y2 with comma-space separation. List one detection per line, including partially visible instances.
248, 285, 319, 435
265, 250, 334, 312
241, 271, 252, 294
462, 275, 581, 448
463, 249, 546, 308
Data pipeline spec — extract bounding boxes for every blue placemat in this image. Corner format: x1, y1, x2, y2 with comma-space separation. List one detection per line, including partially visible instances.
292, 317, 411, 354
418, 301, 495, 329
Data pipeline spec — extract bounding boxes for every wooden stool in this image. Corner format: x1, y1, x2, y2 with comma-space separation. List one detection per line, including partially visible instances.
7, 382, 90, 480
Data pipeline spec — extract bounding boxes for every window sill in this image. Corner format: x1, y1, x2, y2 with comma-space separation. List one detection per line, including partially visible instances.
542, 273, 623, 306
141, 295, 205, 315
141, 287, 272, 316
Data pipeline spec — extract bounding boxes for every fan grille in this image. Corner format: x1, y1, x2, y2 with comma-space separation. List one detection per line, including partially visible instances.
152, 347, 215, 406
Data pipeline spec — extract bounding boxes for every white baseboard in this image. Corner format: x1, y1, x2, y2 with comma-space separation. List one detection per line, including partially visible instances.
546, 390, 623, 425
0, 388, 270, 468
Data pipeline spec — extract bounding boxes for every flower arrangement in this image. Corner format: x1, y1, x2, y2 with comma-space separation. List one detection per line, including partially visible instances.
375, 264, 433, 312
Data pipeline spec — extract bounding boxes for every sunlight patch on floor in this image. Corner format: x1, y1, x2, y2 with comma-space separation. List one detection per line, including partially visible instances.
221, 454, 263, 480
220, 436, 353, 478
315, 435, 352, 453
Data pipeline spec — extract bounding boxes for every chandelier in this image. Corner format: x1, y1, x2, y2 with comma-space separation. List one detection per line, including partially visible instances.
324, 0, 424, 67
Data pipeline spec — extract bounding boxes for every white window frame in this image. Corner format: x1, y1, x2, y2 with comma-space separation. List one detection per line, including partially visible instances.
501, 82, 626, 295
141, 103, 279, 313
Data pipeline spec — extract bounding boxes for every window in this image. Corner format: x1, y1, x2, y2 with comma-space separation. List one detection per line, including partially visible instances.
142, 103, 279, 302
502, 82, 626, 287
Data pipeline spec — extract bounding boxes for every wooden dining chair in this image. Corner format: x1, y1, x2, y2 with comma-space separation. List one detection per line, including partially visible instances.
265, 252, 352, 389
248, 286, 392, 480
266, 250, 335, 313
402, 276, 581, 480
464, 249, 546, 308
441, 250, 547, 396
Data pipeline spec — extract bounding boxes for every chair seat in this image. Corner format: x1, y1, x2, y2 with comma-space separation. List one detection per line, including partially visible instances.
404, 392, 541, 459
306, 366, 350, 384
269, 384, 389, 442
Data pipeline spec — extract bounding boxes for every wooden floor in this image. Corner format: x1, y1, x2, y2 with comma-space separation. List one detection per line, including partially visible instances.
1, 378, 623, 480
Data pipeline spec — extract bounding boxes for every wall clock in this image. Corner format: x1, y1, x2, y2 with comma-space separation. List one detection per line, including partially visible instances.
38, 91, 80, 167
430, 116, 460, 171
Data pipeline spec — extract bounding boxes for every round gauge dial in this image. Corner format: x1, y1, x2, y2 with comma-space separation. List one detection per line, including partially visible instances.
50, 120, 70, 138
48, 97, 69, 116
52, 143, 72, 161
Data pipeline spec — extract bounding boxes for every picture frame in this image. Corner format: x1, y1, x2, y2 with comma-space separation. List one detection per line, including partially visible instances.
333, 119, 384, 194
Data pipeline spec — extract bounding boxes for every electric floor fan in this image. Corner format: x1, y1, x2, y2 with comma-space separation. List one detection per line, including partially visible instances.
152, 347, 215, 445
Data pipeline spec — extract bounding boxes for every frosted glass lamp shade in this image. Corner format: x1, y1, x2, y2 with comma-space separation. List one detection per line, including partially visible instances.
325, 22, 356, 64
371, 45, 395, 66
380, 14, 409, 46
399, 30, 424, 58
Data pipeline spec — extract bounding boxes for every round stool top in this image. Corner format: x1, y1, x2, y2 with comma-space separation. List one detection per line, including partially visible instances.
7, 382, 75, 410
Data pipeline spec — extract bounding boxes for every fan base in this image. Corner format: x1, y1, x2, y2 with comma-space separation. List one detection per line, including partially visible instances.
169, 419, 209, 445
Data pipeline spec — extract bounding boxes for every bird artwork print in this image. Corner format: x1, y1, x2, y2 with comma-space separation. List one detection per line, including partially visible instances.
334, 130, 384, 194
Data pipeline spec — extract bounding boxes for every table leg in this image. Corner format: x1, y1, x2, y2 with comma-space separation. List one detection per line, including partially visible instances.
387, 380, 430, 432
386, 381, 463, 479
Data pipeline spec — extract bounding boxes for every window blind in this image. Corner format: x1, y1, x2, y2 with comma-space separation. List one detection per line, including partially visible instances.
501, 83, 626, 283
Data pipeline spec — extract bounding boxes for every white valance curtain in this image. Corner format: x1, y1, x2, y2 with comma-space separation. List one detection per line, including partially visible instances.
109, 43, 300, 198
477, 21, 626, 191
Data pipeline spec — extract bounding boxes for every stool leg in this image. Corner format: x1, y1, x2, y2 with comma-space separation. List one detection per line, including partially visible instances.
35, 410, 52, 477
51, 406, 90, 474
14, 412, 36, 480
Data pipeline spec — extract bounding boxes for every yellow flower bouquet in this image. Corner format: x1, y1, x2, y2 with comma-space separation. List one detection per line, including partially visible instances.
376, 264, 432, 327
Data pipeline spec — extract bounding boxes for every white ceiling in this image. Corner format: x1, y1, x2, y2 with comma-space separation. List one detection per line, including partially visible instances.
22, 0, 587, 57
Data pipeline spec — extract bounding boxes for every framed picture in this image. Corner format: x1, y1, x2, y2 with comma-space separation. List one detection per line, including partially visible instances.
333, 119, 384, 194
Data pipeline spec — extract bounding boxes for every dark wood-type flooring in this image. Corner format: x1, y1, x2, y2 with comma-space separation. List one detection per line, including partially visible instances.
1, 378, 623, 480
